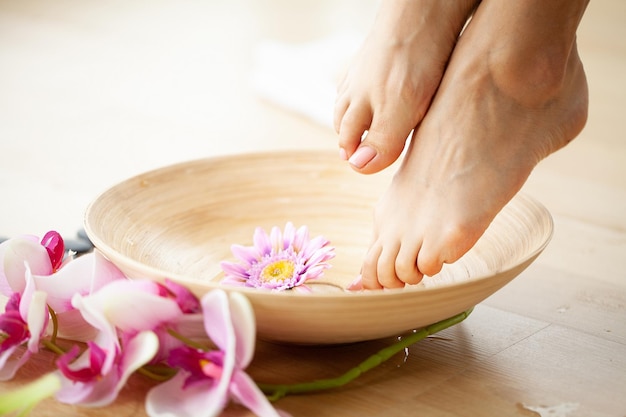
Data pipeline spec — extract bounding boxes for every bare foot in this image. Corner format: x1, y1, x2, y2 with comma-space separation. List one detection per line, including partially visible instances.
333, 0, 477, 174
362, 0, 590, 289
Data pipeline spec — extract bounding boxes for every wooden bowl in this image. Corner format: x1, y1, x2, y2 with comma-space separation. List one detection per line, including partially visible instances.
84, 150, 553, 344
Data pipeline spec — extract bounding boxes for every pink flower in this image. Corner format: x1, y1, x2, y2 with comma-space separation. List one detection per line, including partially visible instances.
0, 231, 127, 343
55, 331, 159, 407
54, 279, 184, 407
40, 231, 65, 272
0, 234, 55, 296
220, 223, 335, 292
145, 290, 281, 417
0, 270, 49, 380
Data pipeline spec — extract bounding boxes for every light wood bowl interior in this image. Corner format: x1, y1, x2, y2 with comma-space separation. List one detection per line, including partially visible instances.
84, 150, 553, 344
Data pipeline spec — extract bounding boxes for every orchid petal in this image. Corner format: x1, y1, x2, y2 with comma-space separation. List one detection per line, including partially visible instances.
230, 371, 282, 417
227, 292, 256, 368
33, 251, 125, 313
0, 237, 51, 295
54, 309, 98, 342
73, 280, 182, 334
201, 290, 236, 401
163, 279, 201, 314
146, 372, 226, 417
26, 291, 48, 353
0, 345, 28, 381
56, 331, 159, 407
40, 231, 64, 271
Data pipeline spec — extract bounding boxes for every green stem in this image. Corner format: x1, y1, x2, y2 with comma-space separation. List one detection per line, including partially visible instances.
47, 306, 58, 345
41, 339, 66, 356
257, 308, 473, 401
137, 365, 178, 382
167, 328, 209, 351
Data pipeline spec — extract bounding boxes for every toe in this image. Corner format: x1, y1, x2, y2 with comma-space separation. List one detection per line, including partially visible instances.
336, 99, 373, 158
395, 243, 424, 285
417, 223, 483, 276
361, 244, 383, 290
333, 96, 349, 134
377, 244, 405, 289
348, 112, 415, 174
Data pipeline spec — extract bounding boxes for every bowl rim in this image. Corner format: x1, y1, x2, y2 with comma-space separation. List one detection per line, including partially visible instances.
84, 150, 554, 300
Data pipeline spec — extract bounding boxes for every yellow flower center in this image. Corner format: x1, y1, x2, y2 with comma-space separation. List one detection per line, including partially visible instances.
260, 259, 295, 283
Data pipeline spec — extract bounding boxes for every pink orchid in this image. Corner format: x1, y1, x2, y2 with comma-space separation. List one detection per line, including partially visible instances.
54, 279, 187, 407
40, 231, 65, 272
0, 268, 49, 380
56, 330, 159, 407
32, 250, 128, 342
0, 234, 55, 296
221, 223, 335, 292
145, 290, 281, 417
0, 231, 127, 343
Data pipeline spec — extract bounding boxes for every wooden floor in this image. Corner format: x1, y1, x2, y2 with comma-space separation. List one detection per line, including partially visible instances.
1, 1, 624, 416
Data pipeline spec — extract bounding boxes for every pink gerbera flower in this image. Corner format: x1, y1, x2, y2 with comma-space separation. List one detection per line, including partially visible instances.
220, 223, 335, 292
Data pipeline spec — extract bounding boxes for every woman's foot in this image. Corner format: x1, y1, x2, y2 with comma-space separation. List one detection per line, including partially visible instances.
361, 0, 590, 289
333, 0, 477, 174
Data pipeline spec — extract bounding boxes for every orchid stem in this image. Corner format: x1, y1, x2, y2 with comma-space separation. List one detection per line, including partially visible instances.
257, 308, 473, 401
47, 305, 58, 344
166, 329, 209, 351
138, 365, 178, 382
41, 339, 66, 356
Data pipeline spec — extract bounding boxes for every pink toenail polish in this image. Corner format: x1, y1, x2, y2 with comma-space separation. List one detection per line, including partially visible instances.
339, 148, 348, 161
348, 146, 376, 169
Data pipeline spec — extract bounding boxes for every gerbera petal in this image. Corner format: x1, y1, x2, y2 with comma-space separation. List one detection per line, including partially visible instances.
252, 227, 271, 256
269, 226, 282, 254
292, 224, 309, 253
303, 246, 335, 269
218, 276, 248, 287
219, 261, 250, 279
299, 235, 329, 260
282, 222, 295, 250
230, 371, 282, 417
231, 244, 260, 265
221, 224, 335, 291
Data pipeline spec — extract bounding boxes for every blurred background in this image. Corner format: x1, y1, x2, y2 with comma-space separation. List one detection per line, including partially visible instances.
0, 0, 624, 249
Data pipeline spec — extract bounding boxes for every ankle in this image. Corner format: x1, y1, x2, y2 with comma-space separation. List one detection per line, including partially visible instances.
489, 40, 579, 108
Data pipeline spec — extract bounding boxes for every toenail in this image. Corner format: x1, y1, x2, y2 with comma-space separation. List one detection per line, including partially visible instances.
348, 146, 376, 169
339, 148, 348, 161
